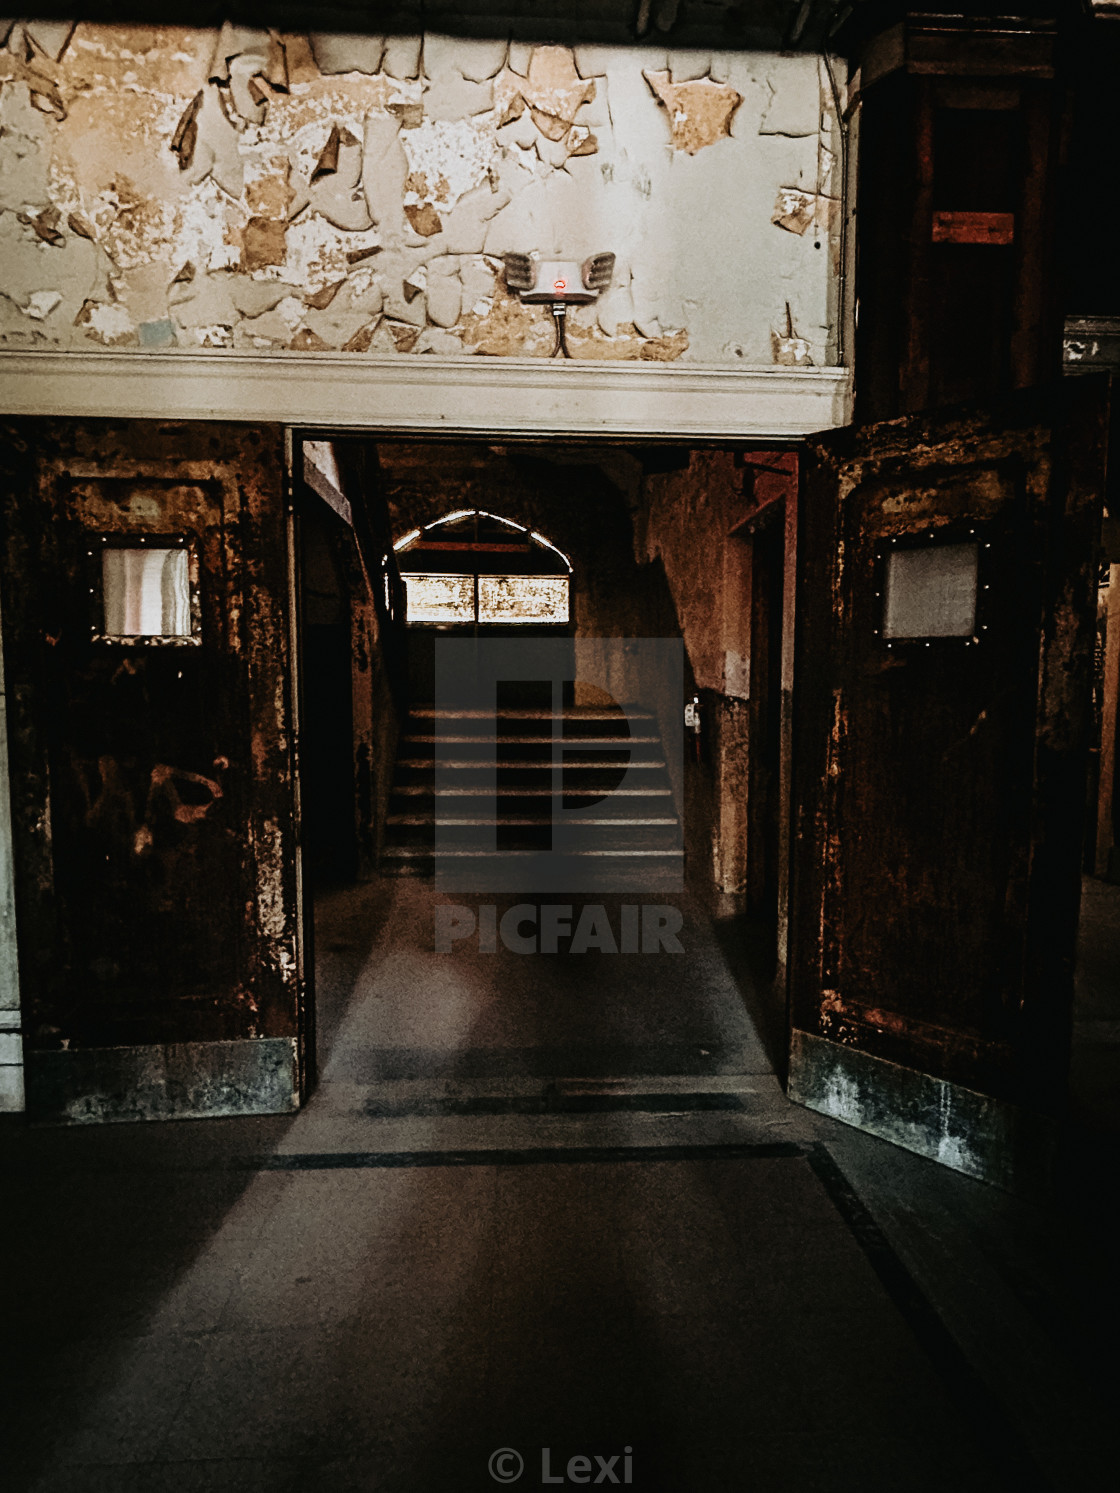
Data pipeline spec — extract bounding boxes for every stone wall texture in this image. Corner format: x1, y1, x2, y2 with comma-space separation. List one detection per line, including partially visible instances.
0, 21, 843, 365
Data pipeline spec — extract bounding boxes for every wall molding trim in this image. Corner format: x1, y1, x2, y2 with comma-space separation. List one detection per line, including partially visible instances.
788, 1028, 1056, 1195
0, 350, 852, 440
24, 1038, 299, 1124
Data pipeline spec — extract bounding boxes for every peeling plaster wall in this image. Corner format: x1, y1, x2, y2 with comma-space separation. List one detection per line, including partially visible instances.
640, 450, 750, 696
638, 449, 797, 902
0, 24, 844, 366
639, 450, 749, 896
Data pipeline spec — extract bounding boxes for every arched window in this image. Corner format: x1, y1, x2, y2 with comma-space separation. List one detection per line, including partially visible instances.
393, 509, 571, 625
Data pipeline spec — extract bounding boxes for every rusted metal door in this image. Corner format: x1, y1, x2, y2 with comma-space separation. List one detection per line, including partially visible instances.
0, 419, 306, 1122
787, 382, 1107, 1188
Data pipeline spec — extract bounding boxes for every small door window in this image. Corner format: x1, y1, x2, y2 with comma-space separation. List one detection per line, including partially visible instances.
90, 537, 201, 645
881, 540, 979, 641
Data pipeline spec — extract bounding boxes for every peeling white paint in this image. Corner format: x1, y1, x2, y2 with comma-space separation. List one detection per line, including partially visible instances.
83, 300, 135, 342
193, 322, 232, 347
401, 117, 499, 212
0, 26, 844, 368
256, 817, 289, 940
822, 1069, 864, 1124
177, 177, 245, 273
936, 1131, 975, 1171
724, 649, 750, 700
21, 289, 61, 319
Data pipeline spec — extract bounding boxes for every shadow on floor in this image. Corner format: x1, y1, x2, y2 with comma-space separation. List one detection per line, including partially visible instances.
311, 876, 774, 1097
3, 874, 1120, 1489
708, 908, 789, 1086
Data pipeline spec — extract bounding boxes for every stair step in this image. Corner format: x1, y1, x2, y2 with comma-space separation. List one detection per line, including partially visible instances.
403, 734, 660, 746
394, 788, 674, 800
395, 776, 665, 797
388, 815, 679, 827
409, 706, 655, 721
396, 758, 666, 770
385, 695, 680, 882
381, 845, 683, 859
387, 835, 683, 853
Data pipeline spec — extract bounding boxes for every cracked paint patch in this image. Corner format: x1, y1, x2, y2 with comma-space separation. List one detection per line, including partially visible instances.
772, 185, 838, 237
21, 288, 62, 319
511, 46, 596, 143
772, 186, 816, 236
772, 303, 813, 367
642, 70, 742, 154
0, 25, 841, 365
75, 298, 136, 345
459, 278, 553, 357
0, 24, 68, 119
401, 117, 499, 215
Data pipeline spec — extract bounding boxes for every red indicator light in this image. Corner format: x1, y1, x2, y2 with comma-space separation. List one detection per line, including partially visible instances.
553, 278, 567, 291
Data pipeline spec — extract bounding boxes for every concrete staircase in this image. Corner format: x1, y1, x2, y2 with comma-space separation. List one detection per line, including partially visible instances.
381, 702, 683, 888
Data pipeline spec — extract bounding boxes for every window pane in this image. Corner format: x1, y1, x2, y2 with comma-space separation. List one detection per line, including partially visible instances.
478, 575, 569, 624
403, 573, 475, 623
103, 548, 191, 637
883, 542, 978, 640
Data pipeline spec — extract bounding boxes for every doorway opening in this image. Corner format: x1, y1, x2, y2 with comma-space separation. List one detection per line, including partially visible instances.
291, 435, 788, 1114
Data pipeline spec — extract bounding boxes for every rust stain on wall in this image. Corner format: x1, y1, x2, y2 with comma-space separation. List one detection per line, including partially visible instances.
0, 420, 298, 1052
240, 215, 287, 271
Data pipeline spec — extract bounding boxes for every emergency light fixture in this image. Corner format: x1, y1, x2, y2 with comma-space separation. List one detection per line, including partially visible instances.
503, 252, 616, 358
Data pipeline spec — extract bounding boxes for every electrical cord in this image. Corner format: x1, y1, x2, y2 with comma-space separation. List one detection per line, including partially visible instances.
550, 303, 572, 359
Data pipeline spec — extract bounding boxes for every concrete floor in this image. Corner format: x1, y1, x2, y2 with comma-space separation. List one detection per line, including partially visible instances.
2, 876, 1118, 1492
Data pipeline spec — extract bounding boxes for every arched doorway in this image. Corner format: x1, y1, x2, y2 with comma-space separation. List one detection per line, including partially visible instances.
393, 508, 573, 704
